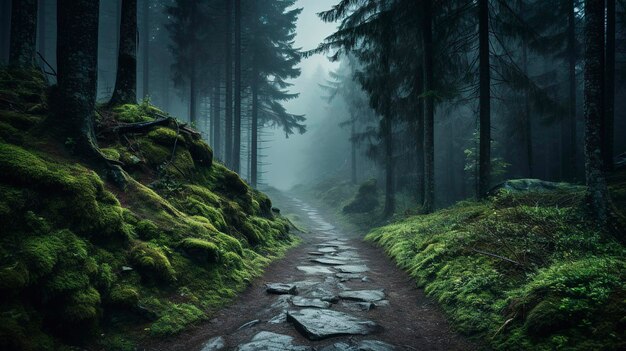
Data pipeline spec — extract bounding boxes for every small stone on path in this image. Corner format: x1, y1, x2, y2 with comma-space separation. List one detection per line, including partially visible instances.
266, 283, 298, 295
292, 296, 331, 309
336, 265, 369, 273
237, 319, 260, 330
339, 290, 385, 302
311, 258, 347, 265
297, 265, 335, 275
201, 336, 226, 351
318, 247, 337, 254
236, 331, 312, 351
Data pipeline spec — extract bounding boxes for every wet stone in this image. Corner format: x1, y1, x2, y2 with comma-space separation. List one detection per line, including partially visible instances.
336, 265, 369, 274
236, 331, 312, 351
268, 312, 287, 324
339, 290, 385, 302
287, 308, 382, 340
357, 340, 397, 351
292, 296, 331, 309
297, 265, 335, 275
342, 301, 376, 312
270, 295, 293, 309
201, 336, 226, 351
336, 273, 362, 282
266, 283, 298, 295
318, 247, 338, 254
308, 251, 325, 256
311, 258, 347, 265
373, 300, 390, 307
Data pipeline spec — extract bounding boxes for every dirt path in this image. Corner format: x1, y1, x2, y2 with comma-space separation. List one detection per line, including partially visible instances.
146, 194, 476, 350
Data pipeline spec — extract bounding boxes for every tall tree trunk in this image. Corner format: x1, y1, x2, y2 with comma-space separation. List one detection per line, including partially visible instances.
583, 0, 609, 224
563, 0, 577, 180
521, 16, 533, 178
415, 62, 425, 204
189, 61, 197, 125
251, 66, 259, 188
56, 0, 98, 147
10, 0, 38, 67
142, 0, 150, 99
110, 0, 137, 105
382, 15, 394, 218
350, 114, 357, 184
232, 0, 242, 173
477, 0, 491, 199
212, 77, 222, 160
224, 0, 233, 167
422, 0, 435, 213
38, 0, 45, 59
604, 0, 615, 171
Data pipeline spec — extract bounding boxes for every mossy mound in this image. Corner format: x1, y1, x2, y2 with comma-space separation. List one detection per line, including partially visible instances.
366, 188, 626, 350
0, 68, 296, 350
343, 179, 380, 213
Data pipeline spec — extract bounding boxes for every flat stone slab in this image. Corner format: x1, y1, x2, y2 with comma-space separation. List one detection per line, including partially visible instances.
308, 251, 325, 256
336, 265, 369, 274
311, 258, 347, 265
266, 283, 298, 295
336, 273, 363, 282
201, 336, 226, 351
268, 313, 287, 324
317, 247, 338, 254
287, 309, 382, 340
236, 331, 312, 351
297, 265, 335, 275
342, 301, 376, 312
339, 290, 385, 302
319, 340, 396, 351
292, 296, 331, 309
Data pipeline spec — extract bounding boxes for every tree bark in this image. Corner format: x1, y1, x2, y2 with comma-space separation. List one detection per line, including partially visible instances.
415, 59, 425, 204
562, 0, 577, 180
10, 0, 38, 67
232, 0, 242, 173
251, 65, 259, 188
521, 9, 533, 178
583, 0, 609, 224
224, 0, 233, 168
37, 0, 45, 60
110, 0, 137, 106
422, 0, 435, 213
604, 0, 615, 171
382, 15, 394, 219
142, 0, 150, 99
212, 77, 222, 161
477, 0, 491, 199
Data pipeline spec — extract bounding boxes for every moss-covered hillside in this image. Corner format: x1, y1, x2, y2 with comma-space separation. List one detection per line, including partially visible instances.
366, 185, 626, 350
0, 69, 296, 350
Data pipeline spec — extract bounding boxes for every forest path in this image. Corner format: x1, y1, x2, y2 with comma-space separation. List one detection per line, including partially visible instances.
148, 192, 475, 350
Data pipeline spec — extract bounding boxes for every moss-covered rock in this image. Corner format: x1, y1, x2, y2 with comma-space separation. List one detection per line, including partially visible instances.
130, 243, 175, 282
178, 238, 220, 264
343, 178, 379, 214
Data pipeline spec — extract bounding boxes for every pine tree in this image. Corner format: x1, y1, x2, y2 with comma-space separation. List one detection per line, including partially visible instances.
477, 0, 491, 199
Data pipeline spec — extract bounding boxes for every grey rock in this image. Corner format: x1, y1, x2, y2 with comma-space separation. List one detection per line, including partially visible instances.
336, 273, 362, 282
357, 340, 397, 351
343, 301, 376, 311
373, 300, 390, 307
268, 312, 287, 324
201, 336, 226, 351
292, 296, 331, 309
266, 283, 298, 295
337, 265, 369, 273
311, 258, 347, 266
318, 342, 356, 351
318, 247, 338, 254
339, 290, 385, 302
236, 331, 312, 351
297, 265, 335, 275
287, 308, 382, 340
270, 295, 293, 309
308, 251, 325, 256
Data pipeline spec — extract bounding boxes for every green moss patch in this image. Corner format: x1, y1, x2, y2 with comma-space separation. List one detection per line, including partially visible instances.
366, 190, 626, 350
0, 74, 297, 349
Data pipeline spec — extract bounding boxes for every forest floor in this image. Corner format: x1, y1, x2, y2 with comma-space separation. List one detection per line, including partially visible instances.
144, 190, 476, 351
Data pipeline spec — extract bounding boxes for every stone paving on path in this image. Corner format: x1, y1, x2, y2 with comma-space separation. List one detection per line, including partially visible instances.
201, 198, 398, 350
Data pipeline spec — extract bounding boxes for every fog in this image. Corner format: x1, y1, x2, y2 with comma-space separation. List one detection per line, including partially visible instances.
263, 0, 341, 190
